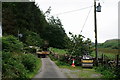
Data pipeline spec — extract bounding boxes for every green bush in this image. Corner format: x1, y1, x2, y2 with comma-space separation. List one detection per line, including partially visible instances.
95, 65, 116, 78
2, 35, 23, 53
24, 47, 36, 53
24, 31, 43, 47
2, 51, 39, 79
2, 51, 28, 79
21, 54, 37, 72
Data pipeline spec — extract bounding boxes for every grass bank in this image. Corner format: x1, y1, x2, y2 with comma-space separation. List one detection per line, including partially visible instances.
27, 58, 42, 78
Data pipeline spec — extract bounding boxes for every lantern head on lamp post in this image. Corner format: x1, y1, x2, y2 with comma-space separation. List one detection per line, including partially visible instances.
97, 3, 101, 12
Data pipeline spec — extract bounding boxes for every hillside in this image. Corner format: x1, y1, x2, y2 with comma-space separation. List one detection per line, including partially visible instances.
98, 39, 120, 49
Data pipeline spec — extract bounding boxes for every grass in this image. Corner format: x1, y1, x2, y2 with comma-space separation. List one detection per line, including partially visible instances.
53, 59, 102, 78
91, 48, 119, 60
49, 47, 68, 55
98, 48, 119, 54
27, 58, 42, 78
91, 51, 117, 60
78, 68, 102, 78
57, 65, 82, 70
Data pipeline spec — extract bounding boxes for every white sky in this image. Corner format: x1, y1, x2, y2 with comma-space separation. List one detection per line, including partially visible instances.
36, 0, 118, 43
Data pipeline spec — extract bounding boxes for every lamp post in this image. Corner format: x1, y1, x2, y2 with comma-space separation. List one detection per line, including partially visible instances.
94, 0, 101, 66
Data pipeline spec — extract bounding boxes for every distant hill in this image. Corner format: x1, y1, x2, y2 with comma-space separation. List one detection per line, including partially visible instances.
98, 39, 120, 49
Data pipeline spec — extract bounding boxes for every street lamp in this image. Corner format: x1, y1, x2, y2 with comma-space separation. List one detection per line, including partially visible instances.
94, 0, 101, 66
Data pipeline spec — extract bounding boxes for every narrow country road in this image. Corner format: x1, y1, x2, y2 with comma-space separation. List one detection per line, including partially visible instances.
34, 58, 67, 78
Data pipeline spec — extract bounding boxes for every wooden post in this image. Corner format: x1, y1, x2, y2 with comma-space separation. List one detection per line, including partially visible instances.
102, 53, 104, 65
116, 54, 119, 67
94, 0, 98, 66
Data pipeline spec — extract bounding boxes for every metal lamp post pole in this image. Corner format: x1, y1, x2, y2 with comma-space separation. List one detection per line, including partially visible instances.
94, 0, 98, 65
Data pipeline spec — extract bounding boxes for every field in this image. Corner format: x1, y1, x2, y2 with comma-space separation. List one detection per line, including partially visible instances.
49, 47, 67, 55
50, 47, 119, 59
91, 48, 119, 60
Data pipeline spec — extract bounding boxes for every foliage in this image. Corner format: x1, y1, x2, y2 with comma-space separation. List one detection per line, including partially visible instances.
98, 39, 120, 49
67, 32, 93, 56
2, 51, 28, 79
42, 16, 67, 49
2, 2, 68, 49
2, 2, 48, 36
95, 65, 116, 78
2, 35, 23, 53
24, 47, 36, 54
24, 30, 43, 47
21, 54, 37, 72
2, 51, 40, 79
49, 47, 67, 55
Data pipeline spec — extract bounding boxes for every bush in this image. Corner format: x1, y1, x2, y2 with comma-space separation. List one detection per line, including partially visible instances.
24, 47, 36, 54
2, 35, 23, 53
2, 51, 28, 79
21, 54, 37, 72
95, 65, 116, 78
2, 51, 39, 79
24, 31, 43, 47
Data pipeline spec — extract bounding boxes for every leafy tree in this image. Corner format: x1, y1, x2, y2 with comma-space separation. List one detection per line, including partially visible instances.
42, 16, 67, 49
67, 32, 93, 56
23, 30, 43, 47
2, 2, 68, 49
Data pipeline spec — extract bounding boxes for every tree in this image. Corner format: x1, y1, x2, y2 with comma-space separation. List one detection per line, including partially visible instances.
67, 32, 93, 56
42, 16, 67, 49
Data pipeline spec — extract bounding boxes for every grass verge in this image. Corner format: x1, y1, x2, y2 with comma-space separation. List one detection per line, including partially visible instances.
52, 59, 102, 78
27, 58, 42, 78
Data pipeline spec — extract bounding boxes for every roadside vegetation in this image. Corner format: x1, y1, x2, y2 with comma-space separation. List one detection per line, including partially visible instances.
50, 55, 102, 78
2, 1, 119, 79
49, 44, 120, 78
2, 35, 42, 79
2, 2, 68, 79
49, 47, 67, 55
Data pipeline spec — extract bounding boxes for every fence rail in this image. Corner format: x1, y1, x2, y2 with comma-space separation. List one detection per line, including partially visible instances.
50, 51, 120, 67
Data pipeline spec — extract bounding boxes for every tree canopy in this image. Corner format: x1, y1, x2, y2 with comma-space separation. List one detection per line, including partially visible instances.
2, 2, 67, 48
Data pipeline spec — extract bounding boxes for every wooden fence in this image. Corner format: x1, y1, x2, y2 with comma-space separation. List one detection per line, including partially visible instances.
50, 51, 120, 67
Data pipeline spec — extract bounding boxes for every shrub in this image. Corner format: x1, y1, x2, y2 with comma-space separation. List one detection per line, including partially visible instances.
2, 35, 23, 53
95, 65, 116, 78
24, 31, 43, 47
2, 51, 39, 79
2, 51, 28, 79
24, 47, 36, 54
21, 54, 37, 72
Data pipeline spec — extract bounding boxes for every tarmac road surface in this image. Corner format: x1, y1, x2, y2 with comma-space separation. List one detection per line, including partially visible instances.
34, 58, 67, 78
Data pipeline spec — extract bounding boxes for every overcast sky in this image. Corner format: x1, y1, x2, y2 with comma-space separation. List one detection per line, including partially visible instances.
35, 0, 119, 43
0, 0, 119, 42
